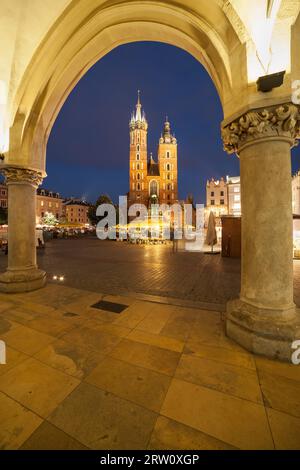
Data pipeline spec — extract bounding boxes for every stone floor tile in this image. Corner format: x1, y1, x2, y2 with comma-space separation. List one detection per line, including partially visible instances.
148, 416, 237, 450
258, 370, 300, 418
136, 306, 173, 334
184, 339, 256, 370
48, 382, 157, 449
0, 316, 22, 335
83, 318, 132, 338
0, 301, 15, 313
85, 356, 171, 412
1, 306, 41, 325
1, 324, 55, 355
159, 312, 194, 342
0, 357, 80, 418
267, 408, 300, 450
255, 355, 300, 382
127, 329, 184, 353
113, 301, 153, 328
34, 338, 105, 379
175, 354, 263, 403
0, 346, 29, 376
27, 315, 76, 337
0, 391, 42, 450
20, 421, 88, 450
109, 338, 181, 376
60, 324, 122, 354
161, 378, 274, 450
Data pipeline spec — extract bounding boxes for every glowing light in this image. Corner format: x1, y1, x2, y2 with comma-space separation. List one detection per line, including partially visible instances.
53, 275, 58, 280
59, 276, 64, 281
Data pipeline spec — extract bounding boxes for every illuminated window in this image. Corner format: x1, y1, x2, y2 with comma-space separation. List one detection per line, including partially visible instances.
234, 186, 240, 193
234, 195, 240, 202
41, 201, 44, 207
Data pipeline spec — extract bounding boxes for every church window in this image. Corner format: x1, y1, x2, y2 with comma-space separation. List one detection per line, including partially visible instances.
167, 184, 171, 191
150, 180, 158, 196
166, 151, 170, 158
136, 163, 140, 170
137, 173, 140, 180
136, 153, 140, 160
166, 163, 170, 171
167, 174, 170, 180
137, 183, 141, 191
137, 145, 140, 151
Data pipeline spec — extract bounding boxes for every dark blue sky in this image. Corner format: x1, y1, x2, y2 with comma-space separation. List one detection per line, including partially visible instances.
46, 41, 300, 204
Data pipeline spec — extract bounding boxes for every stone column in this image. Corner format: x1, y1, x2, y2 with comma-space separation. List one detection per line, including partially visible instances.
222, 103, 300, 361
0, 167, 46, 293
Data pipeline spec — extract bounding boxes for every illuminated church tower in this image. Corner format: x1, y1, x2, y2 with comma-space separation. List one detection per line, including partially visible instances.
128, 92, 178, 206
129, 91, 148, 206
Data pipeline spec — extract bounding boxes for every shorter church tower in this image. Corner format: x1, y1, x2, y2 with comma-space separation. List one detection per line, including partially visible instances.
158, 118, 178, 205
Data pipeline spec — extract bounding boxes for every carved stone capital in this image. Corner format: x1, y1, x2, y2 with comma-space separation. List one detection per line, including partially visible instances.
222, 103, 300, 154
1, 167, 44, 187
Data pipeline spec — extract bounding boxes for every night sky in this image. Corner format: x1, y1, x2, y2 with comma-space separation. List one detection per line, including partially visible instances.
46, 41, 300, 204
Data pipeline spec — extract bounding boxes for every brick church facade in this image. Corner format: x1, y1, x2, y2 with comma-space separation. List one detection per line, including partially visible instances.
128, 92, 178, 207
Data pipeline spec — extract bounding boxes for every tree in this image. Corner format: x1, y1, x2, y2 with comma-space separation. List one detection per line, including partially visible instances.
41, 211, 58, 226
88, 194, 114, 226
0, 207, 8, 225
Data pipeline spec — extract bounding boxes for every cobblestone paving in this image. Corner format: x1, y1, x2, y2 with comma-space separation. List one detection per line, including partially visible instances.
0, 237, 300, 306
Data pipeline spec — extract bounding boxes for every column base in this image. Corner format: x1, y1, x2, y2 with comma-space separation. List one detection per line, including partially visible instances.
226, 298, 300, 362
0, 268, 47, 293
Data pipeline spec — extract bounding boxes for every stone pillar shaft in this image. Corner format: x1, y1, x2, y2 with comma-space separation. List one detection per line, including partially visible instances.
240, 138, 294, 310
8, 180, 37, 271
222, 103, 300, 360
0, 166, 46, 293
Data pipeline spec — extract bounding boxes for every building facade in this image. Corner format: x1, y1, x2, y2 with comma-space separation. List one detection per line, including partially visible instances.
0, 184, 8, 209
292, 170, 300, 215
205, 175, 241, 231
36, 188, 64, 223
63, 199, 90, 225
205, 177, 228, 226
226, 176, 241, 216
128, 93, 178, 208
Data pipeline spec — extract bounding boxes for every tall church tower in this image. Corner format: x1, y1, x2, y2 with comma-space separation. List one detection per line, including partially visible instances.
128, 91, 148, 206
158, 118, 178, 204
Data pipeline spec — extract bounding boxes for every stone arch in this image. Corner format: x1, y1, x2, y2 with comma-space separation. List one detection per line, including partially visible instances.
4, 0, 246, 172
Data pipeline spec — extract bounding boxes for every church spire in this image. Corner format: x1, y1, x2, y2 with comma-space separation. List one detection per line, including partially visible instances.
135, 90, 142, 121
129, 91, 148, 130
